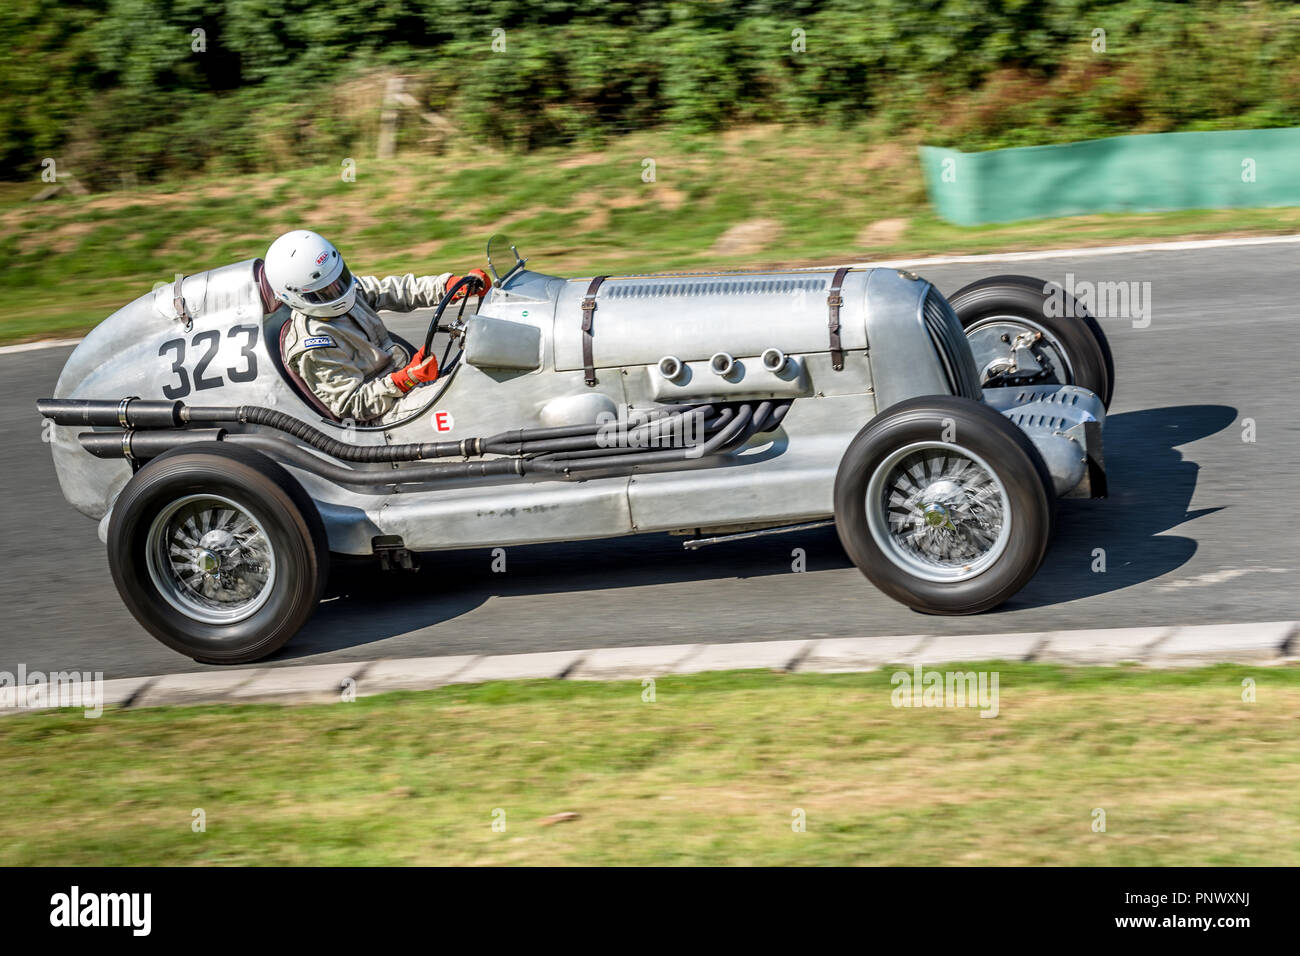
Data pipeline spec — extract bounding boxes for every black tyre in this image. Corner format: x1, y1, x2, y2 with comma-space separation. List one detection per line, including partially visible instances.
107, 442, 328, 664
948, 274, 1115, 408
834, 396, 1054, 614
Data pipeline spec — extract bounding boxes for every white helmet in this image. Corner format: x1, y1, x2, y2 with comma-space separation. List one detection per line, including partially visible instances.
263, 230, 357, 317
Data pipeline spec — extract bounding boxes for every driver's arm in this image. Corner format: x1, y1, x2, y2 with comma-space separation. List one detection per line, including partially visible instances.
355, 273, 453, 313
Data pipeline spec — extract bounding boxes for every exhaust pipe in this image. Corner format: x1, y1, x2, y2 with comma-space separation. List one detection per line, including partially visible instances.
39, 398, 183, 429
79, 428, 227, 461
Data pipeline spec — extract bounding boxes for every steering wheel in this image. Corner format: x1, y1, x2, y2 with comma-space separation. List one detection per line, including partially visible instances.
421, 273, 486, 378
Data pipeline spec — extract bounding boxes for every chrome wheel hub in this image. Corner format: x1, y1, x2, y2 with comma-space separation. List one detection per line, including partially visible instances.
195, 548, 221, 576
922, 502, 951, 528
866, 442, 1012, 582
146, 494, 276, 625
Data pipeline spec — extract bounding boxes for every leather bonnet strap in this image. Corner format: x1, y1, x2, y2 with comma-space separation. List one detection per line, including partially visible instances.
826, 267, 851, 371
581, 275, 607, 387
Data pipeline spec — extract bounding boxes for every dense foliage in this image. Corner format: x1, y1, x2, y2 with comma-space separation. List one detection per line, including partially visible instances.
3, 1, 1298, 186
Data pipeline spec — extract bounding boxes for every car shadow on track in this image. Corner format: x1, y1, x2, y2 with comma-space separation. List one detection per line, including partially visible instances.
1008, 403, 1236, 608
281, 522, 852, 659
277, 403, 1235, 659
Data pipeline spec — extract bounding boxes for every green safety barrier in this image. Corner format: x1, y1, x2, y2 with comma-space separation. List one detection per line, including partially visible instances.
920, 127, 1300, 225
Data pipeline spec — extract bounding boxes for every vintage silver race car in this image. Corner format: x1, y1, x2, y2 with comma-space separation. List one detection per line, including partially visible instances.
39, 236, 1112, 663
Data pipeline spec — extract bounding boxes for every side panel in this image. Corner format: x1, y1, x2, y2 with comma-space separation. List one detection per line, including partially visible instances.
383, 274, 635, 549
625, 387, 876, 533
375, 472, 634, 550
375, 353, 877, 547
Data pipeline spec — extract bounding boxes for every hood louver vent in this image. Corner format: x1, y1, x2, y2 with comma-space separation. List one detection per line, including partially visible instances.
604, 277, 830, 299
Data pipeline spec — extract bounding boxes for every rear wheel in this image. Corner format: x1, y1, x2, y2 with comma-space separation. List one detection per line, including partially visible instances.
107, 443, 328, 664
948, 274, 1115, 408
834, 396, 1054, 614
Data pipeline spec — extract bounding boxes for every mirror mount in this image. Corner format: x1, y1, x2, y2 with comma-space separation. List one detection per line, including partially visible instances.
486, 233, 528, 286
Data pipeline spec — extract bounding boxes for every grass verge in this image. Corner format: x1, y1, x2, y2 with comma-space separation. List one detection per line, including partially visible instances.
4, 124, 1298, 344
1, 663, 1297, 865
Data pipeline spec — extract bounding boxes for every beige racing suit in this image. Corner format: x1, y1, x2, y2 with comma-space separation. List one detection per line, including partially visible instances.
282, 272, 453, 424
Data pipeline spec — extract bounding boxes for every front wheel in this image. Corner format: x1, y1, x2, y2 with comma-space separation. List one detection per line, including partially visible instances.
107, 443, 328, 664
834, 396, 1054, 614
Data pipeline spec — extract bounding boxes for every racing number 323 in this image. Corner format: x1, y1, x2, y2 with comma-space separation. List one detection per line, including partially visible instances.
159, 325, 259, 399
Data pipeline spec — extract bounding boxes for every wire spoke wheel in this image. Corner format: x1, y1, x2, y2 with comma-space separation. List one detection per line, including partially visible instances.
146, 494, 277, 625
110, 444, 327, 663
866, 441, 1012, 583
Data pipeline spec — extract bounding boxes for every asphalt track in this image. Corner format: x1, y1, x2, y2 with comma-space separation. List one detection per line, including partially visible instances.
3, 240, 1297, 678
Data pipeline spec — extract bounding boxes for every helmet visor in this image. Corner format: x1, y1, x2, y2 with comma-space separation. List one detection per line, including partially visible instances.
300, 264, 354, 305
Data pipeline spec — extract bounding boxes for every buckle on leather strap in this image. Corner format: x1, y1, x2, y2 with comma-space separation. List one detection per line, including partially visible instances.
826, 267, 851, 370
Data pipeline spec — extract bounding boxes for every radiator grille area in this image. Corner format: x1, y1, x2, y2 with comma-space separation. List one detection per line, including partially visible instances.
922, 288, 983, 400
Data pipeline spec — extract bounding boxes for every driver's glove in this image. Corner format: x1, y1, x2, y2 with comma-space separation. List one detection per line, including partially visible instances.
445, 268, 492, 299
390, 347, 440, 393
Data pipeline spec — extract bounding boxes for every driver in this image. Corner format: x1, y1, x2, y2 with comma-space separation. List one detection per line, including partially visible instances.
265, 230, 489, 424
